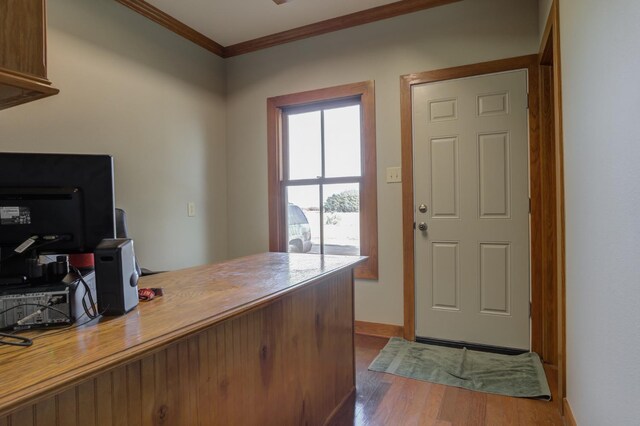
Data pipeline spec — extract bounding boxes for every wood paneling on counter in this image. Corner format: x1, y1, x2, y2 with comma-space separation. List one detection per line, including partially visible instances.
0, 254, 362, 424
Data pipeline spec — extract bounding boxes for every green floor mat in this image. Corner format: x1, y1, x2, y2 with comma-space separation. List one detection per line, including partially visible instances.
368, 337, 551, 400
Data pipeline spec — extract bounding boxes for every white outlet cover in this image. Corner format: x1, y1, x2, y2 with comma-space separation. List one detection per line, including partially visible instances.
386, 167, 402, 183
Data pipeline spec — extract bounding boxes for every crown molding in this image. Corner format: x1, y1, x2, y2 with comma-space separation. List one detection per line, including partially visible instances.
116, 0, 462, 58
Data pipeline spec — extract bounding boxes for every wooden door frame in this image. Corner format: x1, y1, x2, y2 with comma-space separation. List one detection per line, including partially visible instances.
539, 0, 567, 408
400, 55, 543, 348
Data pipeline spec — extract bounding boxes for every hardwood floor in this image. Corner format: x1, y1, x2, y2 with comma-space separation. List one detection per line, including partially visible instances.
329, 335, 563, 426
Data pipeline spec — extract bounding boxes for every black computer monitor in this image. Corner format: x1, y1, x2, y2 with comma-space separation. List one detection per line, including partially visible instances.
0, 153, 115, 276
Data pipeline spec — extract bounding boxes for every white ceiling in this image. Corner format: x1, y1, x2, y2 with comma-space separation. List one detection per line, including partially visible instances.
146, 0, 400, 46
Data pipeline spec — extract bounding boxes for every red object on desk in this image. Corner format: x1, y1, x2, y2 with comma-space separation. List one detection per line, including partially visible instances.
139, 288, 163, 301
69, 253, 94, 269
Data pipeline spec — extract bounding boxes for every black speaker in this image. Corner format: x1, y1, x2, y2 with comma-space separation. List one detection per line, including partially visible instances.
95, 238, 139, 315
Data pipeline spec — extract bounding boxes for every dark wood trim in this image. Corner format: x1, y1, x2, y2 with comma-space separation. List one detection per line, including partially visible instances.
267, 97, 285, 253
538, 0, 567, 409
400, 55, 541, 346
0, 69, 59, 111
539, 63, 557, 366
354, 321, 403, 338
400, 55, 538, 88
116, 0, 461, 58
267, 81, 378, 280
223, 0, 462, 57
555, 11, 567, 418
358, 82, 379, 280
114, 0, 225, 56
0, 67, 53, 87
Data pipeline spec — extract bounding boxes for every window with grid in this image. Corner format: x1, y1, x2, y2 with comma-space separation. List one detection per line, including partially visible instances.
267, 81, 378, 279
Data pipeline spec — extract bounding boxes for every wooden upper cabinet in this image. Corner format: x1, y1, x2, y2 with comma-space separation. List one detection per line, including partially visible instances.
0, 0, 58, 110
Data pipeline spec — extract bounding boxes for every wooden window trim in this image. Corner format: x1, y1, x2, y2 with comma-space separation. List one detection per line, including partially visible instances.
267, 81, 378, 279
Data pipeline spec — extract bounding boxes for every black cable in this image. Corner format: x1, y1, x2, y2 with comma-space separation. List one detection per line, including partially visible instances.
0, 264, 105, 350
0, 332, 32, 347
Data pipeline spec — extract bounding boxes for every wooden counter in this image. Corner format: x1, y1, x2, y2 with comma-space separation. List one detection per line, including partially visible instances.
0, 253, 364, 425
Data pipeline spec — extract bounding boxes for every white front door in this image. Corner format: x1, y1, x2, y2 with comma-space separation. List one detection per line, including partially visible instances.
413, 70, 530, 350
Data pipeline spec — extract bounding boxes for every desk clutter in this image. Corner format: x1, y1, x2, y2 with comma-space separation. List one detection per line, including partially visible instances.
0, 237, 144, 348
0, 153, 154, 350
138, 287, 163, 301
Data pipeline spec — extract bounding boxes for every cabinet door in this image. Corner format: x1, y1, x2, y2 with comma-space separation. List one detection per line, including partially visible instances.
0, 0, 46, 78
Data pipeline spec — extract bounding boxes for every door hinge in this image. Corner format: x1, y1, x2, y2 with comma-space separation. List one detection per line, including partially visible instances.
413, 222, 416, 230
529, 301, 532, 318
526, 93, 530, 109
528, 197, 531, 214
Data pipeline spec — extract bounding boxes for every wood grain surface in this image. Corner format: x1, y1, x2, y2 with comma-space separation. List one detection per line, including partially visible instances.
0, 0, 45, 77
354, 321, 403, 338
329, 335, 563, 425
0, 0, 58, 110
0, 253, 364, 424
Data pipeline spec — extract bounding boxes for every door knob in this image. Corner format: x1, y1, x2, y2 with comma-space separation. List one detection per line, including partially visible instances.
418, 222, 428, 231
418, 204, 428, 213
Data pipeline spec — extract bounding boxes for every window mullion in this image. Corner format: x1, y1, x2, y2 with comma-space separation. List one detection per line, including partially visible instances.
284, 177, 361, 186
281, 113, 290, 251
319, 109, 326, 255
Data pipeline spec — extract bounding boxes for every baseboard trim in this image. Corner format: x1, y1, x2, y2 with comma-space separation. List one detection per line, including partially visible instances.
415, 336, 528, 356
355, 321, 404, 338
563, 398, 577, 426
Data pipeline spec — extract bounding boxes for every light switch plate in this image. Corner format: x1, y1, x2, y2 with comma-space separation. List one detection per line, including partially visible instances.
187, 202, 196, 217
386, 167, 401, 183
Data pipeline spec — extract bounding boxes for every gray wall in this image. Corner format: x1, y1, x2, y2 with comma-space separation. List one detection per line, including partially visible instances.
0, 0, 228, 270
538, 0, 553, 41
5, 0, 640, 419
560, 0, 640, 423
225, 0, 540, 326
